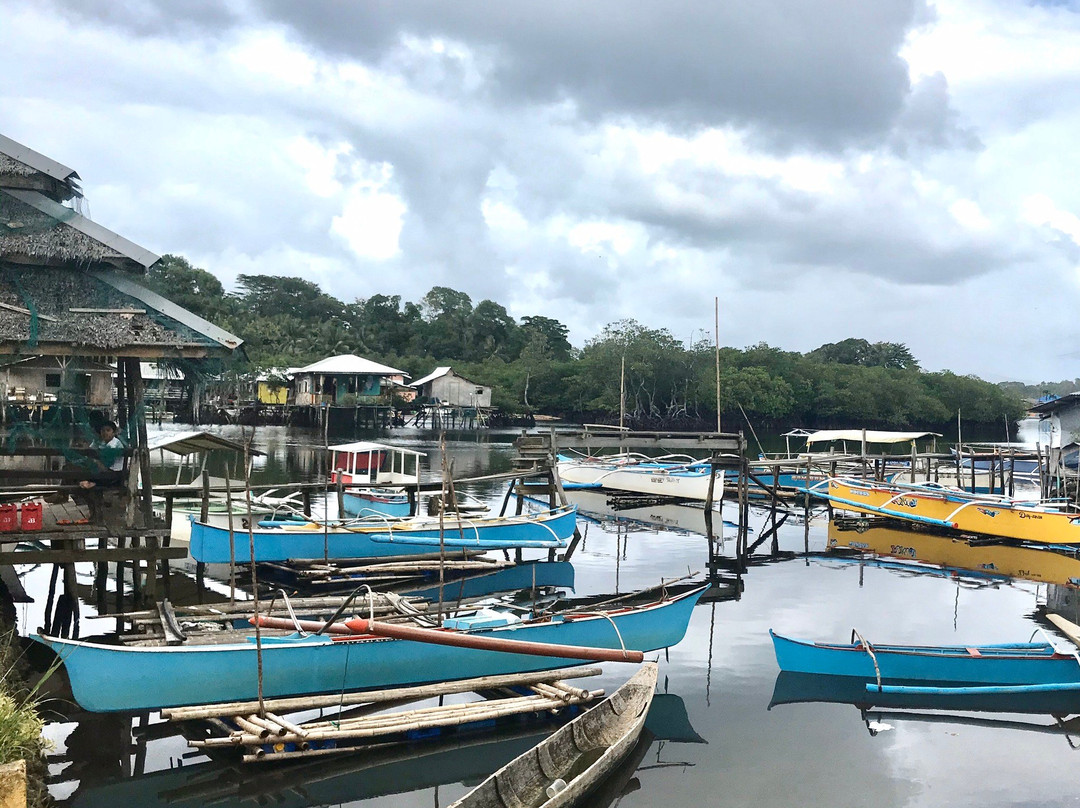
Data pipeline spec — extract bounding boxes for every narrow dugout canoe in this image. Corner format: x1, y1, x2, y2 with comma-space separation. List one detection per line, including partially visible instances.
447, 662, 658, 808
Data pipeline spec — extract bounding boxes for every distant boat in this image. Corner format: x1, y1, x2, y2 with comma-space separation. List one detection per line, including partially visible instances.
803, 477, 1080, 545
770, 630, 1080, 688
188, 504, 579, 563
447, 662, 658, 808
557, 453, 722, 502
34, 586, 704, 712
329, 441, 425, 518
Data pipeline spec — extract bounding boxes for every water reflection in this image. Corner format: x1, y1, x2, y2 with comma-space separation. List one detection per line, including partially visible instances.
53, 691, 704, 808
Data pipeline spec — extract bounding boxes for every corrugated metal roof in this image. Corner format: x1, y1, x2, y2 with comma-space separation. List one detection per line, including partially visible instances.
147, 430, 264, 456
411, 366, 452, 388
1030, 391, 1080, 415
0, 133, 81, 192
93, 268, 243, 352
294, 354, 407, 377
4, 189, 158, 270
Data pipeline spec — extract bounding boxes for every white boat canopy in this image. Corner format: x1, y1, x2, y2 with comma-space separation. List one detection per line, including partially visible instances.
329, 441, 426, 458
805, 430, 940, 445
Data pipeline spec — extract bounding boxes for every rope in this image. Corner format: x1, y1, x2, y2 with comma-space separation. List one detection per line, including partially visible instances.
851, 628, 883, 691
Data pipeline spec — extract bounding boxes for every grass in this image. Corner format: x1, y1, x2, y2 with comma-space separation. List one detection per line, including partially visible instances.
0, 629, 53, 808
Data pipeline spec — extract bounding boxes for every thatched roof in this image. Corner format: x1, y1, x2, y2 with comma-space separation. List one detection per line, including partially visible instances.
0, 189, 158, 273
0, 134, 82, 203
0, 263, 242, 358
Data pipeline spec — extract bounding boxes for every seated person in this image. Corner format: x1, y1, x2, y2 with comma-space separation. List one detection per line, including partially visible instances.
78, 422, 126, 489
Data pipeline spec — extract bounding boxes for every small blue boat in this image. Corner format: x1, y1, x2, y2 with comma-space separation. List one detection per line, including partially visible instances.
34, 585, 705, 712
770, 630, 1080, 687
330, 441, 425, 518
189, 505, 578, 563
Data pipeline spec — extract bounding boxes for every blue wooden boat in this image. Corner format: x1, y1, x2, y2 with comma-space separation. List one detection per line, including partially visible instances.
330, 441, 425, 518
33, 585, 705, 712
188, 505, 578, 563
770, 630, 1080, 686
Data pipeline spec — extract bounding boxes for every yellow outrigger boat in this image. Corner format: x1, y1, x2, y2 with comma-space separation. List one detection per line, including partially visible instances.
807, 477, 1080, 545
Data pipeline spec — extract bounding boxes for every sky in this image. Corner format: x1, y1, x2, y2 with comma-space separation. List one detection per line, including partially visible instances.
3, 0, 1080, 383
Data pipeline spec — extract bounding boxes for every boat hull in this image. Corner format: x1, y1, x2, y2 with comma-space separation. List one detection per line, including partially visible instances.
34, 587, 704, 712
341, 489, 412, 518
770, 631, 1080, 686
810, 478, 1080, 545
558, 458, 722, 502
189, 506, 577, 563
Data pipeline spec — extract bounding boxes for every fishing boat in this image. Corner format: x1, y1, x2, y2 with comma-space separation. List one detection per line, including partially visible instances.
447, 662, 658, 808
804, 477, 1080, 545
557, 453, 722, 502
329, 441, 425, 518
188, 504, 578, 563
770, 630, 1080, 687
33, 585, 704, 712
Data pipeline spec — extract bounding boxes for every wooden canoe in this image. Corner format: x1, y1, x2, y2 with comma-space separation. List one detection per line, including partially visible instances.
447, 662, 658, 808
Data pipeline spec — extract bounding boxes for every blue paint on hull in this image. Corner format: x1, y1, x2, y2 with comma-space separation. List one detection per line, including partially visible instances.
342, 490, 412, 518
770, 630, 1080, 686
35, 586, 705, 712
189, 507, 578, 563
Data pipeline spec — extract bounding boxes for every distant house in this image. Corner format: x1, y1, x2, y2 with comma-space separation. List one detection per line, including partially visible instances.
411, 367, 491, 408
1030, 392, 1080, 448
1, 356, 114, 406
290, 354, 411, 406
255, 370, 289, 406
140, 362, 186, 407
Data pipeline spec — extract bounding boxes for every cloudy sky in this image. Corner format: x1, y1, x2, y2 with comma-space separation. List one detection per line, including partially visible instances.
3, 0, 1080, 382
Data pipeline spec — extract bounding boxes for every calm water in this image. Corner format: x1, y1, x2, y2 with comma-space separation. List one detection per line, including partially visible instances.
11, 425, 1078, 807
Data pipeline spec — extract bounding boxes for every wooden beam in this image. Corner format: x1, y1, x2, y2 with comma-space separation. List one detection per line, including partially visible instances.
0, 546, 187, 564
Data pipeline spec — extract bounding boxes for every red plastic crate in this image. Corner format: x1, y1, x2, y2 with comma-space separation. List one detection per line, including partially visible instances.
20, 502, 42, 531
0, 504, 18, 532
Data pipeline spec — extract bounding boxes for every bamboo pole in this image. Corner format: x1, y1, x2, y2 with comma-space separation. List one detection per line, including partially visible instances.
162, 665, 603, 721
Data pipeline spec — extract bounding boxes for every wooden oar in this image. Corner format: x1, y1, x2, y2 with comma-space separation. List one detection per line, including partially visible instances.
345, 617, 645, 663
1045, 612, 1080, 648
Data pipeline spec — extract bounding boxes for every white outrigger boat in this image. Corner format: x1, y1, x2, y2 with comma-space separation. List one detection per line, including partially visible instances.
556, 451, 722, 502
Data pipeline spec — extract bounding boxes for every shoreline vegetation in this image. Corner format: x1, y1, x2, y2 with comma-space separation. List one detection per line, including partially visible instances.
0, 632, 48, 808
147, 255, 1052, 431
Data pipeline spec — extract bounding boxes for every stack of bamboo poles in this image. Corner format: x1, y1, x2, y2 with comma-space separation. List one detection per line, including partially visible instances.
165, 666, 604, 763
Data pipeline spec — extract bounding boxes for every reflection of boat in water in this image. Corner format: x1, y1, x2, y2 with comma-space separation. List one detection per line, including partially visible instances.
61, 690, 704, 808
568, 490, 720, 537
826, 518, 1080, 586
770, 670, 1080, 715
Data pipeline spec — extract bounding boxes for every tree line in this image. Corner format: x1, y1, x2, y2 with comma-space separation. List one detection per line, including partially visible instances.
147, 255, 1028, 429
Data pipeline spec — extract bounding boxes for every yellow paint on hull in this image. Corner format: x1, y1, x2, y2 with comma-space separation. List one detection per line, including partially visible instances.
826, 520, 1080, 586
821, 478, 1080, 545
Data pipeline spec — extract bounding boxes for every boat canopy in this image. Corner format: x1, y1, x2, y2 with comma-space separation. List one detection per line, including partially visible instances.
329, 441, 425, 457
146, 431, 265, 456
805, 430, 940, 445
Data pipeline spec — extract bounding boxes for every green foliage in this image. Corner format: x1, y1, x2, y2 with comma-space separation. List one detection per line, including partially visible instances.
149, 253, 1028, 427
